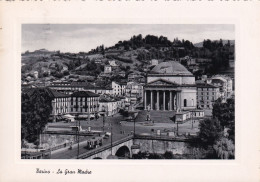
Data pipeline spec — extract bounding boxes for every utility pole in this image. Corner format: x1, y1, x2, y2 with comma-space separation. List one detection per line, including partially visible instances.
77, 120, 80, 158
191, 111, 194, 130
101, 105, 106, 132
103, 114, 105, 132
75, 114, 80, 159
134, 116, 136, 137
176, 121, 179, 136
110, 120, 113, 155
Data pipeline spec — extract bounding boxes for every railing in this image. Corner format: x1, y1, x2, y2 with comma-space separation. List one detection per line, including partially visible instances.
43, 130, 95, 136
133, 134, 196, 142
22, 142, 71, 157
77, 135, 134, 159
77, 134, 197, 159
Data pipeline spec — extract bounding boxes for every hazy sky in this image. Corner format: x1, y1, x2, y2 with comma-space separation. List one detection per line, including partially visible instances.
22, 24, 235, 53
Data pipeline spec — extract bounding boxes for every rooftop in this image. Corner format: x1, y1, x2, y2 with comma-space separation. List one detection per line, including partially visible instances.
150, 61, 193, 76
22, 88, 69, 98
71, 91, 100, 97
196, 83, 219, 88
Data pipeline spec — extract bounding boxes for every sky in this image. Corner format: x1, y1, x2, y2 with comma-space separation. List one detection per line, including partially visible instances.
22, 24, 235, 53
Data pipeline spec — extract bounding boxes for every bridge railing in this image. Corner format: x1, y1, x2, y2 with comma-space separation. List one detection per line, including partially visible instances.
77, 135, 134, 159
43, 130, 95, 136
133, 134, 196, 142
77, 134, 196, 159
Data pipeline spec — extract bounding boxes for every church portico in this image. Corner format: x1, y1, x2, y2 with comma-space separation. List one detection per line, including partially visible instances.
144, 88, 180, 111
144, 61, 197, 111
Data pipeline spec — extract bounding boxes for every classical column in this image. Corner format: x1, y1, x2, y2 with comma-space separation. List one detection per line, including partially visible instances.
163, 91, 166, 110
144, 90, 147, 110
150, 91, 153, 110
169, 91, 172, 110
157, 91, 159, 110
176, 92, 180, 111
180, 92, 182, 110
173, 93, 176, 110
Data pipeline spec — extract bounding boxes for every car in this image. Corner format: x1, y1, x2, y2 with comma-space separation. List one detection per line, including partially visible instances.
104, 132, 111, 139
89, 114, 95, 120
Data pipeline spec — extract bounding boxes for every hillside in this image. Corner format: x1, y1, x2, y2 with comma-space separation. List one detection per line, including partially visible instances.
21, 35, 235, 85
194, 40, 235, 48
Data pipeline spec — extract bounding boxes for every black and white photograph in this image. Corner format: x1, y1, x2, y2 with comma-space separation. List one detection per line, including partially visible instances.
21, 24, 235, 160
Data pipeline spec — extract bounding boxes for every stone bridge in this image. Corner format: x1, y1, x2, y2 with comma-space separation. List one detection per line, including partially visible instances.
77, 135, 134, 159
77, 135, 195, 159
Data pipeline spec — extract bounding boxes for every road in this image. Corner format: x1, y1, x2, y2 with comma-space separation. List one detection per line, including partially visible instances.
48, 112, 200, 159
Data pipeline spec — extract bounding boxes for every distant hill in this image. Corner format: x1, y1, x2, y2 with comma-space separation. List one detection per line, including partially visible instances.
22, 49, 58, 56
194, 40, 235, 48
21, 35, 235, 83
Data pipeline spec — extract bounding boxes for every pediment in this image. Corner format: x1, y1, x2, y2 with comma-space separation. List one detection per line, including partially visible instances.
147, 79, 178, 86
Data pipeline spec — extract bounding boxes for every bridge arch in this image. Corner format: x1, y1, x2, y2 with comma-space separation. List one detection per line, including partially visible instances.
115, 146, 131, 159
93, 157, 102, 159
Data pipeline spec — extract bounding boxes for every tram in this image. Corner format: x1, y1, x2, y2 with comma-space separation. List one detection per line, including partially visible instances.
85, 137, 103, 150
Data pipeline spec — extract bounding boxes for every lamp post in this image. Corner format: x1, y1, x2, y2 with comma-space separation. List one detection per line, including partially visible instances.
191, 111, 194, 130
75, 114, 80, 159
134, 115, 136, 137
128, 110, 137, 137
110, 120, 113, 155
176, 120, 179, 136
100, 105, 106, 132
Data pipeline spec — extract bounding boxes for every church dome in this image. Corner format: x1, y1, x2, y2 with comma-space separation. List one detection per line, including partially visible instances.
151, 61, 192, 75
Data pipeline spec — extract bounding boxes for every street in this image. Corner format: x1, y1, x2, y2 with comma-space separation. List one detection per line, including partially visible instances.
48, 111, 200, 159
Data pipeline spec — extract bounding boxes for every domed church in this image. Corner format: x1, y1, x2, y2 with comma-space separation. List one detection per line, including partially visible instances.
144, 61, 197, 111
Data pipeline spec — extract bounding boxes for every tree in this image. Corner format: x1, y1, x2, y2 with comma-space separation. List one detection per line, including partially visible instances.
213, 137, 235, 159
63, 70, 70, 76
22, 88, 53, 144
198, 118, 222, 146
42, 72, 49, 77
213, 98, 235, 130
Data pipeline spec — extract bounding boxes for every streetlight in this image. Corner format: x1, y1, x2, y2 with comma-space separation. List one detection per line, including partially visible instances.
191, 111, 194, 130
129, 110, 138, 137
108, 119, 113, 155
134, 115, 136, 137
100, 105, 106, 132
176, 120, 179, 136
75, 114, 80, 159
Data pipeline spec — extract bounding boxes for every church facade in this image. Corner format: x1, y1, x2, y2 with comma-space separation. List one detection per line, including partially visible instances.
144, 61, 197, 111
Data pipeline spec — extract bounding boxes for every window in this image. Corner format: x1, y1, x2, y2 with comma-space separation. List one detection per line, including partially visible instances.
184, 99, 187, 107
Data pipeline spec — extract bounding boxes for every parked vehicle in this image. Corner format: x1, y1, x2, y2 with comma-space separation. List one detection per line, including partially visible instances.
104, 132, 111, 139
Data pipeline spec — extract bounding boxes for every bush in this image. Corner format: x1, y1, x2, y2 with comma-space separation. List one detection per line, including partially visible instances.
164, 151, 174, 159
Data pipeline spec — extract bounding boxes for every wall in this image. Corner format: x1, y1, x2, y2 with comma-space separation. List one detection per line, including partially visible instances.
133, 139, 192, 155
181, 88, 197, 109
40, 134, 77, 148
86, 140, 133, 159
